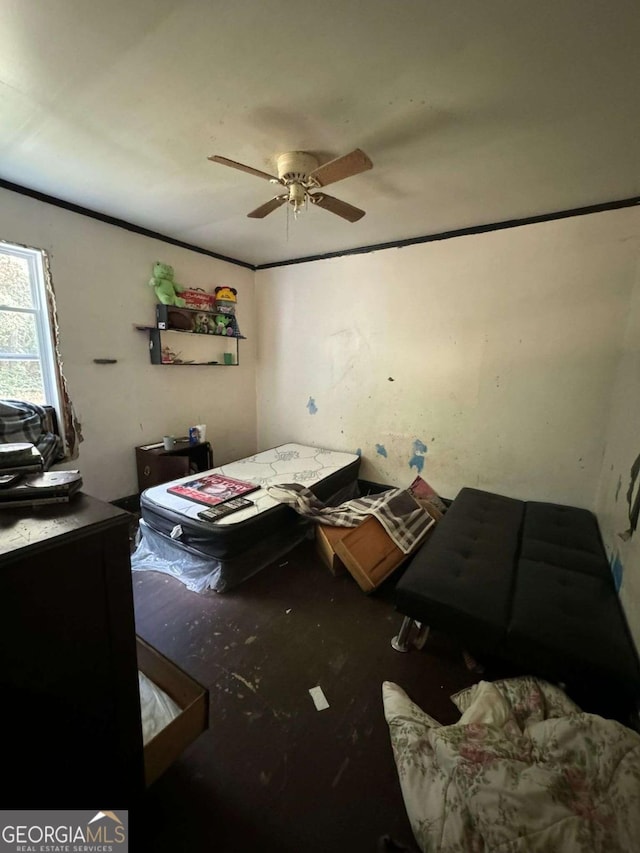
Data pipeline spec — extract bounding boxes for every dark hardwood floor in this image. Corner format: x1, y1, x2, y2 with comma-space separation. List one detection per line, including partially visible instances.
130, 532, 637, 852
130, 536, 478, 853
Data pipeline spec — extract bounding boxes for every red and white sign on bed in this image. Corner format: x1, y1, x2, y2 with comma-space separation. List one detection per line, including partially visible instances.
168, 472, 260, 507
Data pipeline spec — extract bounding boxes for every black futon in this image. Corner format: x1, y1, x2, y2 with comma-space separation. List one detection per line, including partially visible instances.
393, 487, 640, 697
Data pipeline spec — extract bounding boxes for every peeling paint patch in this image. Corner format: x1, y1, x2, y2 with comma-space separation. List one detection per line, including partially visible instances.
615, 474, 622, 502
375, 444, 387, 458
409, 453, 425, 473
306, 397, 318, 415
231, 672, 258, 694
409, 438, 428, 473
611, 552, 624, 592
622, 451, 640, 539
616, 456, 640, 542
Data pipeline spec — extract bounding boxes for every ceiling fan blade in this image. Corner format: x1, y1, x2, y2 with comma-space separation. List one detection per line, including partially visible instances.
247, 195, 288, 218
309, 193, 366, 222
208, 155, 279, 182
308, 148, 373, 188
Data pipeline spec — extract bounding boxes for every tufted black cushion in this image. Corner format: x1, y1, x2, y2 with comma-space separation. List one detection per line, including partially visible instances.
508, 559, 640, 685
393, 486, 640, 695
394, 487, 524, 652
520, 501, 610, 580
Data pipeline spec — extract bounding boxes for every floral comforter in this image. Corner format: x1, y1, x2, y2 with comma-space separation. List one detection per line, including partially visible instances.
383, 677, 640, 852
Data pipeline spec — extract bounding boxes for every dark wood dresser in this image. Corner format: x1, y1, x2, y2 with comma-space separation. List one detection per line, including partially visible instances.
0, 493, 207, 806
0, 495, 143, 804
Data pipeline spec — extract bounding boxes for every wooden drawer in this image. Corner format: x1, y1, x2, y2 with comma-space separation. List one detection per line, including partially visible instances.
334, 516, 411, 592
137, 637, 209, 786
315, 524, 349, 575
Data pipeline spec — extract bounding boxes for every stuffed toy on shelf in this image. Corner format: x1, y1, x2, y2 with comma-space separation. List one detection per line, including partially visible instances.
149, 262, 186, 307
214, 314, 234, 335
192, 312, 209, 334
214, 286, 237, 315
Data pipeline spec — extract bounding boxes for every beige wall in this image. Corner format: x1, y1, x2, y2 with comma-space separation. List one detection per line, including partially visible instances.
596, 254, 640, 648
0, 187, 257, 501
256, 207, 640, 508
3, 186, 639, 646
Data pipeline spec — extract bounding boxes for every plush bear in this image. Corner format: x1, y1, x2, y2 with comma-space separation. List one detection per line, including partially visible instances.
192, 312, 209, 334
149, 262, 186, 307
214, 286, 237, 315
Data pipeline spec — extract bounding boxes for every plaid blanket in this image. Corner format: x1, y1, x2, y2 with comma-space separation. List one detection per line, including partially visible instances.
267, 483, 434, 554
0, 399, 64, 470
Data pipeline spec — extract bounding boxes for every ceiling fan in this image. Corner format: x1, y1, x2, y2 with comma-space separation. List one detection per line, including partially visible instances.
208, 148, 373, 222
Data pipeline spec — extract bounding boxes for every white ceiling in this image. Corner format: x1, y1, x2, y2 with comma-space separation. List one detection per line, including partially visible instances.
1, 0, 639, 266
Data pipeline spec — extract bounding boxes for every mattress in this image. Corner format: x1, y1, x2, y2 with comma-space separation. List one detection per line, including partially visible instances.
140, 443, 361, 560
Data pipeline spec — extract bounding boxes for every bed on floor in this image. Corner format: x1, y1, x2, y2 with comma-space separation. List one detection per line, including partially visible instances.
133, 443, 360, 592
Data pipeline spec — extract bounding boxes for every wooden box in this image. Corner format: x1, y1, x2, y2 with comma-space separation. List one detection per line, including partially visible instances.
181, 288, 217, 312
315, 524, 350, 575
334, 516, 411, 592
137, 637, 209, 786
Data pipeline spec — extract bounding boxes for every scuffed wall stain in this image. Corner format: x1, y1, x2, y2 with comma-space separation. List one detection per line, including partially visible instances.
611, 552, 624, 592
615, 474, 622, 502
619, 451, 640, 541
328, 327, 364, 386
375, 444, 388, 458
408, 438, 428, 473
306, 397, 318, 415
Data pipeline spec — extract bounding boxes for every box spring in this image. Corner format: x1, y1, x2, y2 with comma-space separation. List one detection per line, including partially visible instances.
139, 443, 360, 561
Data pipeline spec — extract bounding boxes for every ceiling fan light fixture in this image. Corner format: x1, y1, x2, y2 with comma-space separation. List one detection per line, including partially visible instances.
209, 147, 372, 222
288, 181, 306, 217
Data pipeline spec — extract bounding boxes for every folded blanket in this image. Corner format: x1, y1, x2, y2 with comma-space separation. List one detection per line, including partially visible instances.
0, 399, 64, 469
266, 483, 434, 554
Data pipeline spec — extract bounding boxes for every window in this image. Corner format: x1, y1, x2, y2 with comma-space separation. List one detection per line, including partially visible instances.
0, 240, 79, 457
0, 242, 61, 409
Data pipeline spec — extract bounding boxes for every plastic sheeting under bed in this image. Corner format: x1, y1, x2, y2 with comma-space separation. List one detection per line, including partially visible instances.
132, 443, 360, 593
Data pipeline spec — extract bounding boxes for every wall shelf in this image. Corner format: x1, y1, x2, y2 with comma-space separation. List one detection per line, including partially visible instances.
134, 315, 245, 366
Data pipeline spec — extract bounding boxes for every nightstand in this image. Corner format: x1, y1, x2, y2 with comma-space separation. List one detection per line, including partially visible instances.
135, 441, 213, 493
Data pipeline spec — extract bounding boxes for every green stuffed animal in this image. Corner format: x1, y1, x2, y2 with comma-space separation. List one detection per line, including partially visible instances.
148, 262, 186, 307
215, 314, 233, 335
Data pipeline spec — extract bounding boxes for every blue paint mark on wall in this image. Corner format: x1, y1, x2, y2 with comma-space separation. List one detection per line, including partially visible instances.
306, 397, 318, 415
611, 552, 624, 592
409, 453, 425, 473
375, 444, 387, 458
355, 448, 362, 457
409, 438, 428, 473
